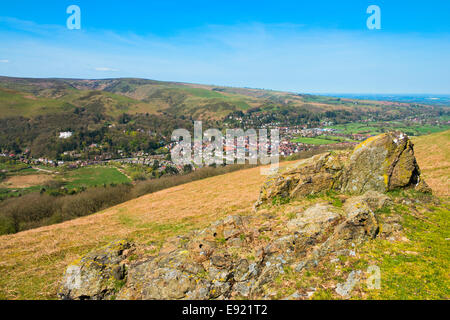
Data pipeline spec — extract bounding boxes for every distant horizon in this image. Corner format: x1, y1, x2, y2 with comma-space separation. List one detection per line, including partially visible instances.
317, 92, 450, 96
1, 74, 450, 97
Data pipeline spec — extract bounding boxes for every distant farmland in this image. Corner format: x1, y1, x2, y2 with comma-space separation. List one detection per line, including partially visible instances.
291, 136, 355, 145
327, 121, 449, 136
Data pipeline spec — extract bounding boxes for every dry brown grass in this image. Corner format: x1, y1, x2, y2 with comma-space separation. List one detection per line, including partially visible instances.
413, 130, 450, 197
0, 166, 270, 299
0, 174, 53, 188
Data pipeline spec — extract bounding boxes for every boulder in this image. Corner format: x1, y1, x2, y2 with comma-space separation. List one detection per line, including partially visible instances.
299, 197, 379, 265
255, 151, 348, 206
58, 240, 130, 300
338, 197, 380, 243
349, 190, 391, 211
286, 203, 341, 236
340, 132, 430, 194
256, 132, 430, 207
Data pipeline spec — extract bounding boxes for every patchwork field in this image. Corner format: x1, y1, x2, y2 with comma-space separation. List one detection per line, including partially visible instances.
0, 166, 131, 200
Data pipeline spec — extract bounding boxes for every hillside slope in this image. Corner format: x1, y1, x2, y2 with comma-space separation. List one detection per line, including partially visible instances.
0, 166, 269, 299
0, 132, 448, 300
0, 76, 443, 120
413, 130, 450, 197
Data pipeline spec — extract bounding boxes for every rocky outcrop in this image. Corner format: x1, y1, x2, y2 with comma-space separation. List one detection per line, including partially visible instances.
58, 132, 425, 300
256, 132, 430, 207
58, 191, 386, 300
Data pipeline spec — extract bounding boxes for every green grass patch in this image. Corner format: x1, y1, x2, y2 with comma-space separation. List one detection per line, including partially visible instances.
328, 121, 450, 136
62, 166, 130, 189
291, 137, 339, 145
359, 202, 450, 299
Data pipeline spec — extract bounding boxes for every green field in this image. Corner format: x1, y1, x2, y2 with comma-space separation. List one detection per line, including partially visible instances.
327, 121, 450, 136
62, 166, 131, 189
291, 135, 355, 145
0, 165, 131, 200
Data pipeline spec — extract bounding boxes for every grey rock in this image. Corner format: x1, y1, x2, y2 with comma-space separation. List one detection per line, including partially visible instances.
58, 240, 130, 300
287, 203, 341, 236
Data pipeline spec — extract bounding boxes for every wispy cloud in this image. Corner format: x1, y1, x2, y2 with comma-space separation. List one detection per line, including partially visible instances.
0, 59, 9, 63
94, 67, 119, 72
0, 16, 67, 37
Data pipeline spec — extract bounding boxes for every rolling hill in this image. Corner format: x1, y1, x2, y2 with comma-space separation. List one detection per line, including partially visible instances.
0, 76, 445, 120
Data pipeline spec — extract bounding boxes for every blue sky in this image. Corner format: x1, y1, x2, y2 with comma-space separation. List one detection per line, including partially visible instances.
0, 0, 449, 93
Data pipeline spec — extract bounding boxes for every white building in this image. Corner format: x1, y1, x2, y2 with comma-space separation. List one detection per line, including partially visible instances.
59, 132, 73, 139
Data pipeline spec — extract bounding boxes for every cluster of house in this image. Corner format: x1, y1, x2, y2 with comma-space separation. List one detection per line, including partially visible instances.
279, 141, 306, 156
1, 149, 177, 173
1, 123, 379, 172
297, 127, 335, 137
0, 152, 17, 158
167, 133, 281, 164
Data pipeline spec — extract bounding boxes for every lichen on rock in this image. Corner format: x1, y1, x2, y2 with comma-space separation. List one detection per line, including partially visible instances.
58, 240, 131, 300
340, 131, 430, 194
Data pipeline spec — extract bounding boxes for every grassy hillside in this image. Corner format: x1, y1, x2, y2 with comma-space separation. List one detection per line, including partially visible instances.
0, 166, 269, 299
413, 130, 450, 197
1, 76, 445, 121
0, 131, 448, 300
0, 77, 263, 120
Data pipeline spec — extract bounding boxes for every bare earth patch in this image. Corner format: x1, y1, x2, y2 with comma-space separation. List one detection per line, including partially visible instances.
0, 174, 53, 188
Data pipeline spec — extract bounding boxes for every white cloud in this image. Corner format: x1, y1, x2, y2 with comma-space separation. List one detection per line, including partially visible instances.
94, 67, 118, 72
0, 59, 9, 63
